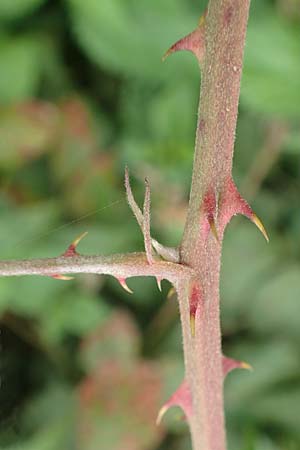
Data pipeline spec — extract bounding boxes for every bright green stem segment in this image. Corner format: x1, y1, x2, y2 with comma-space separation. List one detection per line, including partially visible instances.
179, 1, 250, 449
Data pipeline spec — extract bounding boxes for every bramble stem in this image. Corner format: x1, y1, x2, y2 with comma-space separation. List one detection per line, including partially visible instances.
179, 1, 250, 449
0, 2, 252, 449
0, 252, 191, 285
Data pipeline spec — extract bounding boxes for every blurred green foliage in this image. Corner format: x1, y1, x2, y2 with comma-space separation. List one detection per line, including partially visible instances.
0, 0, 300, 449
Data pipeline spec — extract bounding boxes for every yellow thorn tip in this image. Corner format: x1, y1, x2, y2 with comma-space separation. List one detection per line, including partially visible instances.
156, 405, 168, 426
118, 278, 133, 294
167, 287, 176, 300
156, 277, 162, 292
252, 214, 269, 242
53, 275, 74, 281
72, 231, 88, 248
190, 315, 195, 338
241, 361, 253, 371
208, 218, 220, 242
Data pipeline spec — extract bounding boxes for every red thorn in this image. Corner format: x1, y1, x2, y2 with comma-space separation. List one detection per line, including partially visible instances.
117, 278, 133, 294
219, 178, 269, 241
222, 356, 253, 377
189, 281, 203, 337
156, 379, 193, 425
202, 189, 219, 242
50, 274, 74, 281
63, 231, 88, 257
163, 12, 206, 65
208, 216, 220, 242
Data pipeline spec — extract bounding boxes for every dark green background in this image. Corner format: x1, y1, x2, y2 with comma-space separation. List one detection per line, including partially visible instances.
0, 0, 300, 449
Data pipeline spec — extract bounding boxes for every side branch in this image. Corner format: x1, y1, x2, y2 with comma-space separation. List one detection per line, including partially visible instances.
0, 252, 192, 285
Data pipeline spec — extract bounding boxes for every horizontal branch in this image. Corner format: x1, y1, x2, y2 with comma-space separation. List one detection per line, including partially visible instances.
0, 252, 193, 285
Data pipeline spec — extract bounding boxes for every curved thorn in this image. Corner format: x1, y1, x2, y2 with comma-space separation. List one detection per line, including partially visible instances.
251, 213, 269, 242
156, 277, 162, 292
156, 380, 193, 426
51, 274, 74, 281
117, 277, 133, 294
63, 231, 88, 257
156, 405, 168, 426
222, 356, 253, 377
240, 361, 253, 371
162, 12, 206, 65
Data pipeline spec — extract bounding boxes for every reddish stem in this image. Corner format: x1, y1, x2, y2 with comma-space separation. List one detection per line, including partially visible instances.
179, 1, 251, 449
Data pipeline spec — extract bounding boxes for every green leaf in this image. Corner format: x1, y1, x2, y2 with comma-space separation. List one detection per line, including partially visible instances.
221, 226, 275, 329
248, 265, 300, 340
40, 291, 111, 343
0, 0, 45, 21
67, 0, 197, 79
0, 35, 43, 103
225, 340, 299, 408
242, 6, 300, 118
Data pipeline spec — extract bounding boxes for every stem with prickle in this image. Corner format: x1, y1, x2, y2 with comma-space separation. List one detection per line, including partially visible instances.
158, 1, 267, 450
0, 2, 268, 450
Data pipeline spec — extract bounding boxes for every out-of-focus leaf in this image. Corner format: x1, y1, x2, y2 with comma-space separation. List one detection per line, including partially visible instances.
0, 277, 68, 317
67, 0, 198, 79
78, 310, 166, 450
0, 103, 59, 170
248, 265, 300, 340
5, 383, 76, 450
249, 389, 300, 433
79, 310, 139, 372
0, 0, 45, 21
78, 360, 164, 450
0, 201, 60, 258
0, 36, 43, 103
242, 4, 300, 118
40, 291, 110, 343
221, 225, 276, 329
225, 340, 299, 408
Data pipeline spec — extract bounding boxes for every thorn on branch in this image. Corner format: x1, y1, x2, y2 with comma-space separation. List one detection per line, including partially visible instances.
189, 281, 203, 338
218, 177, 269, 242
49, 274, 74, 281
222, 355, 253, 377
156, 277, 162, 292
156, 379, 193, 425
116, 277, 133, 294
63, 231, 88, 257
202, 189, 220, 243
162, 10, 206, 65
